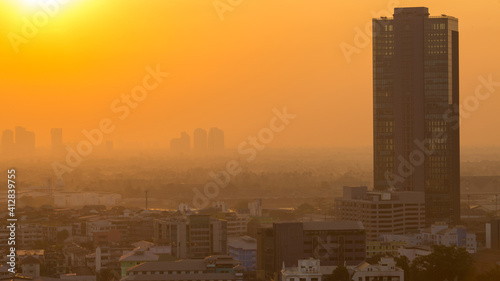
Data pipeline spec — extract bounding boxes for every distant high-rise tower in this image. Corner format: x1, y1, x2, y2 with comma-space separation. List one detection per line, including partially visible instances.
208, 127, 224, 153
193, 128, 208, 153
1, 130, 14, 155
373, 7, 460, 225
15, 126, 36, 155
170, 132, 190, 154
51, 128, 63, 155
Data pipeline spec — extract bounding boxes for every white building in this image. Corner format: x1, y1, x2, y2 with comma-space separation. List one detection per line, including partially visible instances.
281, 258, 322, 281
383, 222, 477, 253
398, 246, 432, 263
86, 220, 113, 237
248, 199, 262, 217
351, 257, 404, 281
282, 257, 405, 281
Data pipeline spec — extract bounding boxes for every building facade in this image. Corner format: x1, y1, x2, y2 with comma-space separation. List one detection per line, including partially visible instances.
373, 7, 460, 225
154, 215, 228, 259
228, 236, 257, 272
257, 221, 366, 281
335, 186, 425, 241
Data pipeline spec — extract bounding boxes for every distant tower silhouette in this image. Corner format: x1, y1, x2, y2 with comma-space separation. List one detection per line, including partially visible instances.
170, 132, 190, 154
193, 128, 208, 154
208, 127, 224, 153
15, 126, 35, 155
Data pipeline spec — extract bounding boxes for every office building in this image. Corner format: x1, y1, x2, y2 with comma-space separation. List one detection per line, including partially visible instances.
208, 127, 224, 152
154, 215, 228, 259
193, 128, 208, 153
373, 7, 460, 225
228, 236, 257, 272
335, 186, 425, 241
15, 126, 36, 155
486, 219, 500, 250
257, 221, 366, 281
170, 132, 190, 154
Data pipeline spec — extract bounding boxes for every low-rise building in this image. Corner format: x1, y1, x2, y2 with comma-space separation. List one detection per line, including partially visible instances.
382, 222, 477, 254
119, 243, 172, 278
281, 257, 404, 281
351, 257, 404, 281
366, 241, 408, 258
398, 246, 432, 263
281, 258, 322, 281
227, 236, 257, 272
122, 255, 243, 281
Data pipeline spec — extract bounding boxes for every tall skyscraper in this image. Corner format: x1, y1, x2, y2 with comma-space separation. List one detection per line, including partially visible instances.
51, 128, 63, 155
373, 7, 460, 225
193, 128, 208, 153
15, 126, 36, 155
208, 127, 224, 153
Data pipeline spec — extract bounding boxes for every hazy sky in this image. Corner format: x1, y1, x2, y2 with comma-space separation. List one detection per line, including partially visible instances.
1, 0, 499, 149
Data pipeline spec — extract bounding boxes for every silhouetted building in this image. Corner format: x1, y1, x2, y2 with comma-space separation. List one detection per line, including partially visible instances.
170, 132, 190, 154
15, 126, 36, 155
51, 128, 64, 155
154, 215, 227, 259
373, 7, 460, 225
208, 127, 224, 153
1, 129, 14, 155
193, 128, 208, 153
257, 221, 366, 281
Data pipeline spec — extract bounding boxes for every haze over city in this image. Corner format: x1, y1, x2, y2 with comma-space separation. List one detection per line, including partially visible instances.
1, 0, 499, 149
1, 1, 500, 281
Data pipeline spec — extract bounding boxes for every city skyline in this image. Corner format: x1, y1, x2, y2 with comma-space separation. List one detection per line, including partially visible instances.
1, 1, 499, 280
1, 1, 499, 148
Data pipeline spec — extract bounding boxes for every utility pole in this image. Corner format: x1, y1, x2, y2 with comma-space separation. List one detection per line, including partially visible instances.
495, 194, 498, 218
467, 195, 471, 219
145, 190, 149, 210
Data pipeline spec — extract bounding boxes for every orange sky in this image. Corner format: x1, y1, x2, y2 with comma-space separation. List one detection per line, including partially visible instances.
1, 0, 499, 149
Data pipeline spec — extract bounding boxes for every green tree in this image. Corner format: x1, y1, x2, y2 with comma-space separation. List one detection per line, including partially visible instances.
411, 245, 474, 281
57, 229, 70, 244
476, 266, 500, 281
395, 256, 411, 281
331, 265, 350, 281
